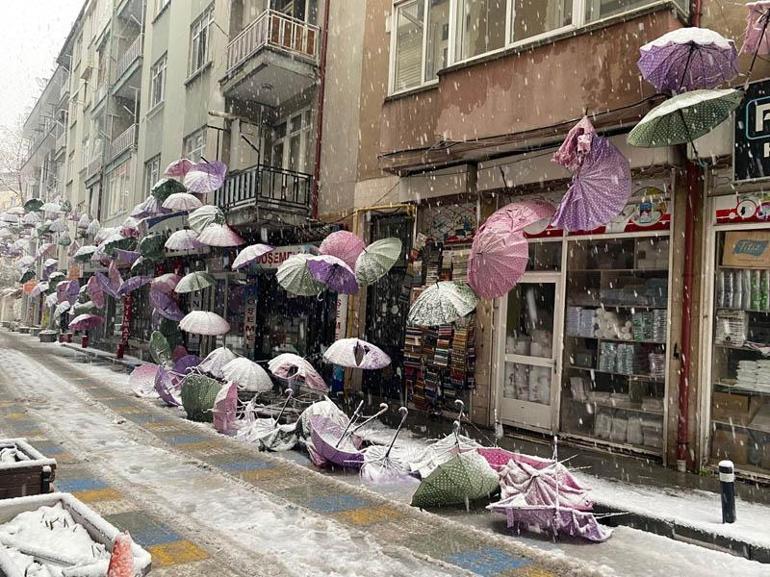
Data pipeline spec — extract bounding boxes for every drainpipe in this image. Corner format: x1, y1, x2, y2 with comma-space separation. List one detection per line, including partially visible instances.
676, 0, 703, 471
311, 0, 331, 220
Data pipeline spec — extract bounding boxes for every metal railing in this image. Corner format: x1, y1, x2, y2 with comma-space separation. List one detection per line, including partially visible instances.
56, 132, 66, 152
114, 35, 142, 82
215, 164, 312, 213
226, 9, 319, 74
110, 124, 137, 160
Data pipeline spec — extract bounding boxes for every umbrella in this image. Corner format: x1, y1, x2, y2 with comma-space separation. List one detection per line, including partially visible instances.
77, 214, 91, 229
468, 222, 528, 299
118, 275, 152, 296
53, 301, 71, 318
49, 219, 68, 233
237, 392, 298, 451
86, 275, 105, 309
29, 282, 49, 298
742, 2, 770, 57
307, 255, 359, 294
155, 366, 182, 407
276, 254, 324, 296
360, 407, 414, 484
411, 449, 499, 510
57, 233, 72, 247
162, 192, 203, 212
86, 219, 101, 236
43, 258, 58, 268
309, 414, 364, 468
179, 310, 230, 336
213, 382, 238, 435
120, 217, 142, 238
131, 256, 156, 275
114, 249, 141, 267
197, 223, 244, 247
551, 136, 632, 232
18, 269, 34, 283
232, 243, 273, 270
188, 205, 225, 233
627, 88, 743, 148
151, 178, 186, 202
24, 199, 43, 212
355, 237, 402, 286
131, 196, 168, 219
129, 363, 160, 398
22, 212, 41, 227
486, 199, 557, 235
40, 202, 62, 214
165, 229, 204, 251
183, 160, 228, 194
173, 354, 201, 375
174, 271, 215, 293
152, 273, 181, 294
68, 314, 104, 331
164, 158, 194, 179
72, 301, 98, 316
222, 357, 273, 393
73, 245, 97, 262
180, 374, 222, 422
36, 243, 56, 259
149, 330, 172, 365
0, 213, 18, 224
48, 271, 65, 284
150, 289, 184, 321
199, 346, 237, 378
17, 255, 34, 268
407, 281, 478, 326
268, 353, 327, 392
319, 231, 366, 269
323, 337, 391, 369
638, 27, 737, 93
139, 233, 168, 258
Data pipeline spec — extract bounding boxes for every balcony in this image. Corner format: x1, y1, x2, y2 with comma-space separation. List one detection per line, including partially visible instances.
113, 35, 142, 98
215, 164, 312, 224
55, 132, 66, 156
110, 124, 137, 161
221, 10, 320, 107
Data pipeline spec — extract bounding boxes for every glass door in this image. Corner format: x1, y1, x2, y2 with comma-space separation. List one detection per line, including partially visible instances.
498, 273, 561, 431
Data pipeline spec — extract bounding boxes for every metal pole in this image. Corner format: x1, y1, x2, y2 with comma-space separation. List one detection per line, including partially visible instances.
719, 460, 736, 524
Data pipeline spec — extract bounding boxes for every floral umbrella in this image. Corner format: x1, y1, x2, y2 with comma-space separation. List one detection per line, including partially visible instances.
468, 221, 528, 300
268, 353, 327, 392
407, 281, 478, 326
179, 311, 230, 336
164, 159, 193, 180
742, 3, 770, 58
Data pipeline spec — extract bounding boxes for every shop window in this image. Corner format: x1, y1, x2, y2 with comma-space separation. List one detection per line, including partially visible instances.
527, 240, 562, 272
392, 0, 449, 93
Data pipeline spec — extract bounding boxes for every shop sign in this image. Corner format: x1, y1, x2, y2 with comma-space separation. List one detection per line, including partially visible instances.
567, 187, 671, 236
722, 231, 770, 268
257, 244, 317, 269
735, 79, 770, 183
714, 192, 770, 224
335, 295, 348, 340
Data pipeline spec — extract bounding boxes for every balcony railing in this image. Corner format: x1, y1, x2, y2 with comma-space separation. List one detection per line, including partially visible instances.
56, 132, 66, 152
226, 9, 319, 74
215, 164, 312, 213
114, 35, 142, 82
110, 124, 137, 160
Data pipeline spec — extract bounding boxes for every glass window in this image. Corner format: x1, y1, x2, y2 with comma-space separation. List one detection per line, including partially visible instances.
585, 0, 684, 22
156, 0, 171, 16
183, 128, 206, 163
392, 0, 449, 93
144, 155, 161, 193
189, 6, 214, 76
455, 0, 507, 61
150, 54, 167, 108
512, 0, 572, 42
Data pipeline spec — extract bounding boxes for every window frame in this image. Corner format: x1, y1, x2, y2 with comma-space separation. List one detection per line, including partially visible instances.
150, 53, 167, 109
183, 128, 207, 163
156, 0, 171, 17
189, 5, 215, 77
144, 154, 161, 193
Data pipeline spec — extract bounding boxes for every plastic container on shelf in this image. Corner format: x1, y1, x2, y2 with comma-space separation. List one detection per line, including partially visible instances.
763, 270, 770, 310
735, 270, 744, 309
743, 270, 752, 311
717, 270, 725, 308
752, 270, 761, 310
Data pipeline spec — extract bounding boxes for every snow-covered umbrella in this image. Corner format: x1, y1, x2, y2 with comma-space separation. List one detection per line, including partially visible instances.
49, 219, 68, 233
53, 301, 71, 318
48, 271, 65, 284
213, 382, 238, 435
17, 255, 34, 268
742, 2, 770, 57
268, 353, 327, 392
114, 249, 141, 267
276, 254, 324, 296
86, 219, 101, 236
180, 374, 222, 422
23, 199, 43, 213
36, 243, 56, 259
73, 245, 97, 263
237, 391, 298, 451
149, 289, 184, 321
68, 313, 104, 331
198, 346, 237, 379
222, 357, 273, 393
307, 255, 358, 294
86, 275, 105, 309
407, 281, 478, 326
468, 221, 528, 300
360, 407, 413, 484
0, 213, 19, 224
151, 273, 181, 294
77, 214, 91, 229
197, 223, 244, 247
18, 269, 34, 284
309, 414, 364, 468
57, 233, 72, 247
165, 229, 203, 251
29, 282, 48, 298
117, 275, 152, 297
164, 158, 194, 180
138, 233, 168, 259
231, 243, 273, 270
323, 338, 391, 369
355, 237, 402, 286
179, 310, 230, 336
151, 178, 186, 202
183, 160, 227, 194
162, 192, 203, 212
22, 212, 41, 227
174, 271, 215, 293
319, 230, 365, 269
188, 205, 225, 233
155, 366, 182, 407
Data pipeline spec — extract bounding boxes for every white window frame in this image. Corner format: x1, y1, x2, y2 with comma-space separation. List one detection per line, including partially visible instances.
156, 0, 171, 16
189, 5, 214, 76
144, 154, 161, 193
269, 107, 313, 173
150, 54, 167, 109
183, 128, 207, 163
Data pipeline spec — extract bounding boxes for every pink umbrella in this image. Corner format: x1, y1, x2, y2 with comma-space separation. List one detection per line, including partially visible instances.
197, 223, 244, 247
165, 229, 203, 251
485, 200, 556, 236
307, 255, 358, 294
213, 382, 238, 435
742, 2, 770, 56
468, 221, 528, 299
69, 313, 104, 331
179, 310, 230, 336
150, 289, 185, 321
552, 116, 595, 172
162, 192, 203, 212
130, 363, 160, 398
268, 353, 327, 392
319, 231, 365, 269
551, 137, 632, 232
164, 158, 193, 179
117, 275, 152, 296
183, 160, 228, 194
151, 273, 181, 294
114, 249, 141, 267
154, 366, 182, 407
36, 243, 55, 259
232, 243, 273, 270
323, 338, 391, 370
87, 275, 105, 309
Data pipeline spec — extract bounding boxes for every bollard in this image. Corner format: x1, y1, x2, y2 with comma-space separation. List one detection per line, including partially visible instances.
115, 343, 125, 360
81, 335, 89, 349
719, 459, 736, 524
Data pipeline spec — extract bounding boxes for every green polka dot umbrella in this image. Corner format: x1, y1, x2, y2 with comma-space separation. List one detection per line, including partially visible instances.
627, 88, 743, 148
180, 374, 223, 422
411, 449, 499, 509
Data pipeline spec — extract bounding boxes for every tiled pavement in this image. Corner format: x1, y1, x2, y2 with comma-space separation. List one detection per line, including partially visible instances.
0, 334, 582, 577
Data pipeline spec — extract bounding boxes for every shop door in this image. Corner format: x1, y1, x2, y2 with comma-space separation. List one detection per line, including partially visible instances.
498, 273, 562, 431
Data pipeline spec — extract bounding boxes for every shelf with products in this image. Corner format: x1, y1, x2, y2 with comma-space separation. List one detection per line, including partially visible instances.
566, 396, 664, 416
566, 334, 666, 346
567, 366, 665, 382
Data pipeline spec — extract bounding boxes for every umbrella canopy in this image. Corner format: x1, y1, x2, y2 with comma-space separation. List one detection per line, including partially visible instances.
114, 249, 141, 267
742, 2, 770, 56
18, 269, 35, 283
72, 301, 98, 316
29, 282, 49, 298
323, 338, 391, 370
17, 255, 34, 269
213, 382, 238, 435
53, 301, 71, 318
57, 233, 72, 247
411, 450, 499, 509
155, 366, 182, 407
68, 313, 104, 331
638, 27, 737, 93
199, 346, 237, 379
276, 254, 325, 296
180, 374, 222, 422
179, 310, 230, 336
162, 192, 203, 212
73, 245, 98, 262
165, 229, 203, 252
129, 364, 160, 398
36, 243, 56, 259
552, 137, 632, 232
131, 196, 168, 219
40, 202, 62, 214
22, 212, 42, 227
43, 258, 58, 268
87, 275, 105, 309
355, 238, 402, 286
118, 275, 152, 297
150, 289, 185, 321
197, 223, 244, 247
309, 414, 364, 468
152, 273, 181, 294
173, 354, 201, 375
139, 233, 168, 259
232, 243, 273, 270
86, 219, 101, 236
164, 158, 194, 179
468, 222, 528, 299
407, 281, 478, 326
151, 178, 186, 202
319, 231, 366, 269
222, 357, 273, 393
24, 199, 43, 213
175, 271, 215, 293
0, 213, 18, 224
77, 214, 91, 229
627, 88, 743, 148
307, 255, 358, 294
360, 407, 414, 484
183, 160, 227, 194
49, 219, 68, 233
48, 271, 65, 284
485, 200, 557, 235
188, 205, 225, 233
237, 418, 298, 452
120, 217, 141, 238
268, 353, 327, 392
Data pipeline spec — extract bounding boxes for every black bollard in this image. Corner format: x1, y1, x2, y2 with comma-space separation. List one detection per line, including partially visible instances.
719, 460, 736, 524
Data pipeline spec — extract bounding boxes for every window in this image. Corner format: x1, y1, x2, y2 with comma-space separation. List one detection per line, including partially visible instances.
184, 128, 206, 163
455, 0, 507, 61
144, 155, 161, 193
104, 157, 133, 219
189, 6, 214, 76
156, 0, 171, 16
150, 54, 167, 108
267, 109, 313, 173
585, 0, 684, 22
392, 0, 449, 93
511, 0, 572, 43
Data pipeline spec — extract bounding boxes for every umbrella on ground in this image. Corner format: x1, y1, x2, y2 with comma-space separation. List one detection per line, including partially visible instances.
199, 346, 237, 379
150, 289, 184, 321
155, 366, 182, 407
149, 330, 172, 365
360, 407, 415, 484
179, 311, 230, 336
320, 231, 365, 269
268, 353, 327, 392
164, 159, 193, 179
173, 354, 201, 375
197, 223, 244, 247
174, 271, 215, 293
323, 337, 391, 369
552, 136, 632, 232
152, 273, 181, 294
276, 254, 325, 296
232, 243, 274, 270
468, 221, 528, 299
627, 88, 743, 149
355, 237, 402, 286
73, 245, 97, 262
309, 414, 365, 468
222, 357, 273, 393
181, 374, 222, 422
237, 391, 298, 451
638, 27, 737, 93
68, 314, 104, 331
307, 255, 358, 294
407, 281, 478, 326
151, 178, 186, 202
183, 160, 227, 194
162, 192, 203, 212
188, 205, 225, 233
213, 382, 238, 435
129, 363, 160, 398
24, 199, 43, 213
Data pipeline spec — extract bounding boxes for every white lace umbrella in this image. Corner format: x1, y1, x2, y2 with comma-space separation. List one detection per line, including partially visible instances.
179, 311, 230, 336
222, 357, 273, 393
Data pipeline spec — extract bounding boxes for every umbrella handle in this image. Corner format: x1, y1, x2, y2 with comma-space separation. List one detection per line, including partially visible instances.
454, 399, 466, 425
334, 399, 364, 448
273, 388, 294, 428
452, 420, 461, 448
384, 406, 408, 459
350, 402, 388, 435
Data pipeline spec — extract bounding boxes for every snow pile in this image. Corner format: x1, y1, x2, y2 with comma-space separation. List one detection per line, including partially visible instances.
0, 447, 23, 463
0, 503, 110, 577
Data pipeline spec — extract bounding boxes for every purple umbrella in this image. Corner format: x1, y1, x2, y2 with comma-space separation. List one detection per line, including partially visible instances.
69, 314, 104, 331
87, 275, 105, 309
164, 158, 193, 179
309, 415, 364, 469
65, 280, 80, 306
173, 354, 201, 375
130, 363, 160, 398
151, 273, 181, 294
183, 160, 227, 194
551, 137, 631, 232
118, 275, 152, 297
307, 255, 358, 294
150, 289, 185, 321
114, 249, 141, 267
154, 366, 182, 407
213, 382, 238, 435
552, 116, 595, 172
742, 2, 770, 56
638, 27, 737, 93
